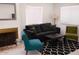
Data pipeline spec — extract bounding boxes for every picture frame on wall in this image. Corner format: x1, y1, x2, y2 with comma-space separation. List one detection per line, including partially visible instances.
0, 3, 16, 20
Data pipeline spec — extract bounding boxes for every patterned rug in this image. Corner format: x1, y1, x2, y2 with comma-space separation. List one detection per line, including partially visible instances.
40, 39, 79, 55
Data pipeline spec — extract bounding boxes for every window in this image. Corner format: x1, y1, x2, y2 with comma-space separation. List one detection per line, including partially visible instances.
60, 5, 79, 25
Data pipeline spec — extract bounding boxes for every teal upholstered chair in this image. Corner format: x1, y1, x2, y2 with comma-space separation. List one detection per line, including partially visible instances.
22, 31, 43, 54
65, 26, 78, 41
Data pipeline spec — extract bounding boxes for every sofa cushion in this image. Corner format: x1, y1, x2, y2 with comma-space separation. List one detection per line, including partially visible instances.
40, 23, 52, 32
26, 25, 33, 30
26, 25, 42, 33
34, 25, 42, 33
26, 25, 36, 32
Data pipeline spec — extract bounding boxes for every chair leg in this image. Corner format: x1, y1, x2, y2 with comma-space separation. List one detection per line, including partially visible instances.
26, 50, 28, 55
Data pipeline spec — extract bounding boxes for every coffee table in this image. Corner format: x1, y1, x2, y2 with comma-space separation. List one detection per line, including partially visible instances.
44, 34, 65, 44
45, 34, 64, 39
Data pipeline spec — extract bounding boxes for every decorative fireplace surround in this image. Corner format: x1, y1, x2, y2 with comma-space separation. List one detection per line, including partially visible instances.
0, 28, 18, 47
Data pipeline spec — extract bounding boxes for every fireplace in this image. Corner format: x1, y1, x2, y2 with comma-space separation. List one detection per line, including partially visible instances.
0, 28, 18, 47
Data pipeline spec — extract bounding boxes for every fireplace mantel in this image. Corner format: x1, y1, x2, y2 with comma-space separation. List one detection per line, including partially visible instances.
0, 28, 18, 47
0, 28, 18, 39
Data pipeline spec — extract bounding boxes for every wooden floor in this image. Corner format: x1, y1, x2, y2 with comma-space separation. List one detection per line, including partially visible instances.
0, 44, 79, 55
0, 44, 41, 55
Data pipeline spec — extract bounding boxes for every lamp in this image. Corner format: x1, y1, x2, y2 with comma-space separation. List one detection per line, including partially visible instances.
53, 15, 58, 25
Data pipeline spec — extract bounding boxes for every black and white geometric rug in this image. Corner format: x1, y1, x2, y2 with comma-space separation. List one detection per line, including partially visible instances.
40, 39, 79, 55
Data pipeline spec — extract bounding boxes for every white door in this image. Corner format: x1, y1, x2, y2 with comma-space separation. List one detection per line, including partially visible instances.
26, 6, 43, 25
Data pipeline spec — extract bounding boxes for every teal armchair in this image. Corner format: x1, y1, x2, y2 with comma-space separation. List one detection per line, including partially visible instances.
22, 31, 43, 54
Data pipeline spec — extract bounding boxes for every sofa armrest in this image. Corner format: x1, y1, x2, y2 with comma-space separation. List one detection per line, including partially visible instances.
24, 29, 36, 34
26, 30, 34, 33
23, 29, 36, 39
56, 27, 60, 34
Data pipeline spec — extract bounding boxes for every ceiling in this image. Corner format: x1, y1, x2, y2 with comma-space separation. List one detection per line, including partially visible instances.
54, 3, 79, 7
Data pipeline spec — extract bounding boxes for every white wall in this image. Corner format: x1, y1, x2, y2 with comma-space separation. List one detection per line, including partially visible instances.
53, 4, 60, 25
55, 4, 79, 42
16, 3, 26, 40
0, 20, 18, 29
42, 4, 54, 24
25, 3, 54, 25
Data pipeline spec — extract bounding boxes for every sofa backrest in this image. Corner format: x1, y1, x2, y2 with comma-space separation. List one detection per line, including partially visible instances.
25, 23, 56, 33
40, 23, 54, 32
25, 24, 41, 33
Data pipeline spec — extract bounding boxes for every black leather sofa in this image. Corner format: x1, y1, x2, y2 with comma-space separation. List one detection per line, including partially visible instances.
24, 23, 60, 42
